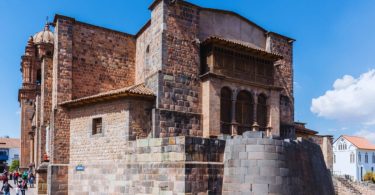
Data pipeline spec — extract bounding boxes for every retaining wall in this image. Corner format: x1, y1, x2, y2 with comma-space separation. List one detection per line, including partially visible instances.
222, 132, 334, 195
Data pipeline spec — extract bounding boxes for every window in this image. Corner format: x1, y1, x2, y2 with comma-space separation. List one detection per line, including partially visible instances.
220, 87, 232, 134
343, 143, 347, 150
235, 91, 254, 134
92, 118, 103, 135
36, 69, 42, 85
365, 153, 369, 163
334, 154, 336, 163
257, 94, 268, 131
358, 152, 361, 163
373, 153, 375, 163
350, 152, 355, 163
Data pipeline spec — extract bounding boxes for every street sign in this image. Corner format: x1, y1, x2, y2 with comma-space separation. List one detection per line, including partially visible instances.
76, 164, 85, 171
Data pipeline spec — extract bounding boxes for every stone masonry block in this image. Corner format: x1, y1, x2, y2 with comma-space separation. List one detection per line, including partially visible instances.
246, 166, 260, 176
247, 152, 265, 160
246, 145, 264, 152
257, 160, 276, 167
240, 160, 257, 167
260, 167, 278, 177
264, 145, 276, 153
243, 131, 263, 138
233, 144, 246, 152
239, 152, 248, 160
252, 184, 269, 195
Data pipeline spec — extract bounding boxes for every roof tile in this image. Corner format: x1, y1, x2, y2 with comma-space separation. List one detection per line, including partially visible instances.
343, 135, 375, 150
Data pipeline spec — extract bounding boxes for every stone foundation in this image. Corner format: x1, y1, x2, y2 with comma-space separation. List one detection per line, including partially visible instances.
48, 164, 68, 195
222, 132, 334, 195
68, 136, 225, 194
36, 163, 48, 195
67, 134, 333, 194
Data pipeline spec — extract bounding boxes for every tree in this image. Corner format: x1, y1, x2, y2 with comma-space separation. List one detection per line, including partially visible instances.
9, 160, 19, 172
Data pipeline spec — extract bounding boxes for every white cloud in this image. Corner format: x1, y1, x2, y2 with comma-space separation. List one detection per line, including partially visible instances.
328, 127, 348, 132
311, 69, 375, 124
354, 129, 375, 143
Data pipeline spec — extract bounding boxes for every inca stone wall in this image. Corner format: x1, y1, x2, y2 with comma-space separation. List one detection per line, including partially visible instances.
68, 135, 225, 194
223, 132, 334, 195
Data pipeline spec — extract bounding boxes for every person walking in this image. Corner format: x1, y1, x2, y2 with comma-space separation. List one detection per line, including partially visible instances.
28, 172, 35, 188
21, 171, 28, 184
19, 179, 28, 195
1, 181, 13, 195
2, 170, 9, 184
13, 170, 19, 185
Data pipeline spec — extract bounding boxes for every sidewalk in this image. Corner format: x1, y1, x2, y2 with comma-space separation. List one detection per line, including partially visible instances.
1, 180, 36, 195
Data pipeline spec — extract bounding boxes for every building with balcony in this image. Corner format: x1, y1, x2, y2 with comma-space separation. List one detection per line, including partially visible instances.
17, 0, 334, 194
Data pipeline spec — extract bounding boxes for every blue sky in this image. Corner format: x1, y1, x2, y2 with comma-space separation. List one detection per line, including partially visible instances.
1, 0, 375, 141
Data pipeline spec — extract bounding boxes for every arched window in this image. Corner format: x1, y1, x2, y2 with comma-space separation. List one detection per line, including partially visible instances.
365, 153, 368, 163
358, 152, 362, 163
343, 143, 347, 150
220, 87, 232, 134
338, 143, 341, 150
235, 91, 254, 134
257, 94, 268, 131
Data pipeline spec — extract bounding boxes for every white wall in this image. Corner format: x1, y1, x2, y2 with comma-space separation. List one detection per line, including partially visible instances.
333, 137, 357, 180
7, 148, 20, 165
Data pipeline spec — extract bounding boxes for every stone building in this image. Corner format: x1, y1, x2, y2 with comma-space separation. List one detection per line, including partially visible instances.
18, 0, 333, 194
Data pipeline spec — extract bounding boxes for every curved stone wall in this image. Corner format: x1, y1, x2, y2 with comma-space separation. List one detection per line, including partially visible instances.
222, 132, 334, 195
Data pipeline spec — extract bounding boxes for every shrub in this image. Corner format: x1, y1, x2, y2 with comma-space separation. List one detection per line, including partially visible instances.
363, 172, 375, 183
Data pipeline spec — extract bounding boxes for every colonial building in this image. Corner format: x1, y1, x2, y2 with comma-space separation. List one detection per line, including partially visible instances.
333, 135, 375, 181
0, 138, 20, 169
18, 0, 334, 194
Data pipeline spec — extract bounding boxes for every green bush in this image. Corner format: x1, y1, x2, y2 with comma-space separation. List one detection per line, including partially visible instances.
9, 160, 19, 172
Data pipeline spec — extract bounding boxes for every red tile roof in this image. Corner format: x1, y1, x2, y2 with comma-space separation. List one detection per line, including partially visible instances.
201, 36, 283, 60
60, 83, 155, 107
342, 135, 375, 150
0, 138, 20, 149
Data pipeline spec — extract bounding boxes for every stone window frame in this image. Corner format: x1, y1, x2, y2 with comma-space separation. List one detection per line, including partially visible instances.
88, 116, 105, 138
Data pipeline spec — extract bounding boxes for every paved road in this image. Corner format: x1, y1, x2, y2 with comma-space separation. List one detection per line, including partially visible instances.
0, 180, 36, 195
